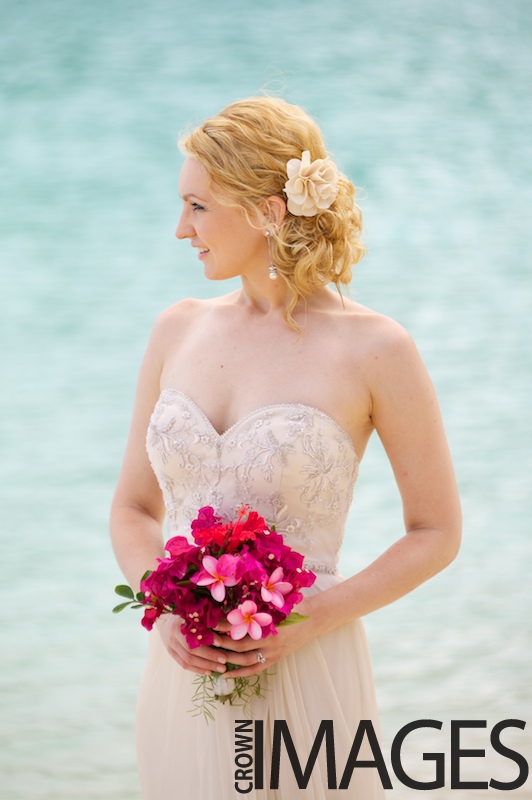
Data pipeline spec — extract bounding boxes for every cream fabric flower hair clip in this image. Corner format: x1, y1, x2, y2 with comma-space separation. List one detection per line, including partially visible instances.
283, 150, 339, 217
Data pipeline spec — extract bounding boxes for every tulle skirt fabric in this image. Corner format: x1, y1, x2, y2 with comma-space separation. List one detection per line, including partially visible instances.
136, 575, 385, 799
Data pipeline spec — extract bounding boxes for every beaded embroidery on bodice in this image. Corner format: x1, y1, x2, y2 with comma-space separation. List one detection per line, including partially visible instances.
146, 389, 360, 574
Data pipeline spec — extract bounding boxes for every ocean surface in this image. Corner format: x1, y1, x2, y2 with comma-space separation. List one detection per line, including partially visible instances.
1, 0, 531, 797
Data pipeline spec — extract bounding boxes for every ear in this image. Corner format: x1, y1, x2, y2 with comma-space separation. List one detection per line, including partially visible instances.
263, 195, 286, 229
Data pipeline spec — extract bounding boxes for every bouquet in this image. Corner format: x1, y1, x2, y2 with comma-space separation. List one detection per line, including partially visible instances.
114, 505, 315, 719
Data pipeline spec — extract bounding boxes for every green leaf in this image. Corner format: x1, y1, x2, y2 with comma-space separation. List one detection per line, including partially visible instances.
135, 591, 145, 602
278, 612, 308, 627
115, 585, 134, 600
130, 604, 144, 609
112, 601, 133, 613
140, 570, 152, 582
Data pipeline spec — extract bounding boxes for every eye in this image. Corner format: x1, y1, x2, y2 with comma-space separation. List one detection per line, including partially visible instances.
191, 202, 205, 212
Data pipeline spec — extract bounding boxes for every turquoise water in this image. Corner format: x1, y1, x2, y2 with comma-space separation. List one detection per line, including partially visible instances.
1, 0, 531, 797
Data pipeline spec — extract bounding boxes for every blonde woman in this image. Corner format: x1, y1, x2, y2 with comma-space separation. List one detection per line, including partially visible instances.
110, 96, 461, 799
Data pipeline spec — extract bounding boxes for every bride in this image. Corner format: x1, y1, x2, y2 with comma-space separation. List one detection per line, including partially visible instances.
110, 96, 461, 799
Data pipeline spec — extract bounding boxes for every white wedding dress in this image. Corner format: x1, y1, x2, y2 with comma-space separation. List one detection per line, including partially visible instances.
136, 388, 384, 799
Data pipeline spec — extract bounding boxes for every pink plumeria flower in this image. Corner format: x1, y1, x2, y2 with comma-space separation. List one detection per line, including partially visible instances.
192, 554, 241, 602
227, 600, 273, 640
261, 567, 293, 609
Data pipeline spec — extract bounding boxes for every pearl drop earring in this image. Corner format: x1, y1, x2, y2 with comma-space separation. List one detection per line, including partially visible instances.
265, 230, 278, 280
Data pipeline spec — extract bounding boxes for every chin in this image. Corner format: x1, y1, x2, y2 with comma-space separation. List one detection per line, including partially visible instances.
203, 266, 240, 282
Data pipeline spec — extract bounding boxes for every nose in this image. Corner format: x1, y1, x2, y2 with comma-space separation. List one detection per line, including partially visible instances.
175, 207, 194, 240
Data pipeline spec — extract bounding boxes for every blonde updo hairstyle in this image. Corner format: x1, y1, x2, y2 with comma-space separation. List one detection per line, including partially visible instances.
180, 96, 365, 328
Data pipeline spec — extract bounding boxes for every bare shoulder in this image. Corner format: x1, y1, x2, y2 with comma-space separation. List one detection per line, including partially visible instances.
342, 297, 406, 332
331, 299, 433, 426
339, 303, 439, 431
151, 297, 208, 338
337, 298, 418, 365
149, 293, 237, 348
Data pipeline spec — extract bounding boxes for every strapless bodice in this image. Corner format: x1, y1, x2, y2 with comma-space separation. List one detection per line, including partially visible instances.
146, 389, 360, 574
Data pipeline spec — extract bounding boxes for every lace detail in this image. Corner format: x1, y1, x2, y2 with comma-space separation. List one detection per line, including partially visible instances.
146, 390, 359, 572
158, 388, 358, 455
303, 559, 339, 575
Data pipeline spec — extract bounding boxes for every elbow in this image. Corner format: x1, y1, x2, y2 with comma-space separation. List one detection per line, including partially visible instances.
437, 519, 462, 572
450, 524, 462, 563
447, 502, 463, 563
407, 518, 462, 579
430, 496, 463, 571
443, 534, 461, 570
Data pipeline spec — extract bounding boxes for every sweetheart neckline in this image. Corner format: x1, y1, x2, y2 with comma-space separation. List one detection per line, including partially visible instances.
157, 387, 360, 462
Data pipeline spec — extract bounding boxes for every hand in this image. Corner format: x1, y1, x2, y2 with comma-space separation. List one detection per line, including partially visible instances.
156, 598, 316, 677
155, 613, 280, 676
155, 614, 230, 676
210, 598, 315, 679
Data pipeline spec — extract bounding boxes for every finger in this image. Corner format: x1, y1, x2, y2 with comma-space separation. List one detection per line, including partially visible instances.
213, 620, 231, 633
215, 635, 267, 654
223, 660, 272, 679
213, 647, 269, 670
170, 634, 230, 672
194, 644, 230, 667
172, 642, 229, 675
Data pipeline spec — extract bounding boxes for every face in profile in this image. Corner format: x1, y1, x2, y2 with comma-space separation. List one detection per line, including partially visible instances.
176, 157, 268, 282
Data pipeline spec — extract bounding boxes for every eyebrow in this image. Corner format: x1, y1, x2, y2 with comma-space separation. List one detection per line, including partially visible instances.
180, 193, 209, 202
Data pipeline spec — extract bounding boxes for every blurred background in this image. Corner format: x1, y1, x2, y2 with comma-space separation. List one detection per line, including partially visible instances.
0, 0, 530, 797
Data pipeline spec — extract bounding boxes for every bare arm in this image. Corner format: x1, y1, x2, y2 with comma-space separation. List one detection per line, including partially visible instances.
309, 324, 461, 629
110, 303, 233, 677
223, 322, 462, 676
110, 316, 168, 592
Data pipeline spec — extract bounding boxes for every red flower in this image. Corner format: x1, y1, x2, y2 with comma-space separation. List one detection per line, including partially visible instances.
191, 507, 230, 549
225, 506, 266, 551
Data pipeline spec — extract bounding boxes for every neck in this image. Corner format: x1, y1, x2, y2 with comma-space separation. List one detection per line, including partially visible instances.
238, 273, 294, 315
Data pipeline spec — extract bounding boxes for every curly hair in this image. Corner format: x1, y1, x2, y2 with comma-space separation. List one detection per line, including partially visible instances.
179, 96, 365, 328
